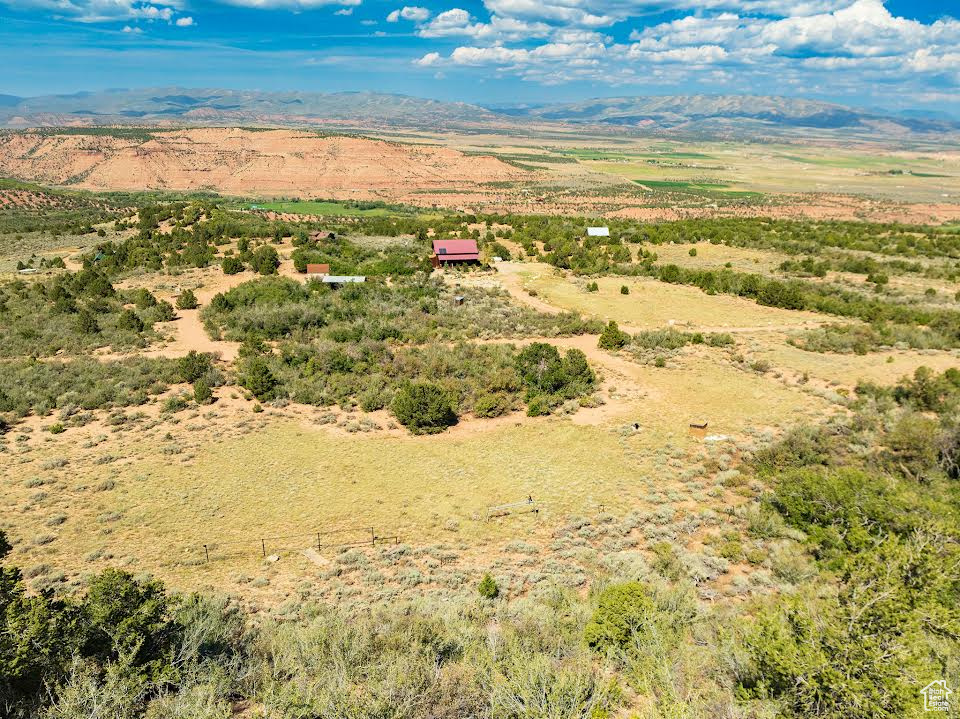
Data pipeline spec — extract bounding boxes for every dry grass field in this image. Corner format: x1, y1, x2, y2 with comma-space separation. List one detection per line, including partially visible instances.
504, 262, 827, 331
2, 344, 833, 601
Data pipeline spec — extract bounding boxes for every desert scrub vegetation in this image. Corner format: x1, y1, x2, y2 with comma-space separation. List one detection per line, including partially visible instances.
0, 179, 130, 236
290, 231, 433, 276
0, 356, 182, 419
235, 337, 596, 425
202, 274, 600, 343
0, 269, 167, 357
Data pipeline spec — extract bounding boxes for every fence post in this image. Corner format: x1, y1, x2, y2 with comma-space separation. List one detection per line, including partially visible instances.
261, 539, 266, 558
204, 544, 209, 563
370, 527, 375, 546
317, 532, 321, 552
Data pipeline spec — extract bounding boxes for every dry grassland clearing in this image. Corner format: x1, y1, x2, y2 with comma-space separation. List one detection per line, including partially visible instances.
505, 263, 828, 331
2, 345, 832, 601
757, 342, 960, 386
644, 242, 789, 273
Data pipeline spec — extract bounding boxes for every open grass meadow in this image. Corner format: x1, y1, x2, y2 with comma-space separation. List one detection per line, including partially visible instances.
511, 263, 828, 330
2, 347, 835, 595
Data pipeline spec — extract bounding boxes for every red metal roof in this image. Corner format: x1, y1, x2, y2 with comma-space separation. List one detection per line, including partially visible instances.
306, 263, 330, 274
432, 239, 479, 261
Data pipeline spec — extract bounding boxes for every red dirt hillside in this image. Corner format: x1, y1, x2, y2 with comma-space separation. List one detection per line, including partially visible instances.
0, 128, 527, 195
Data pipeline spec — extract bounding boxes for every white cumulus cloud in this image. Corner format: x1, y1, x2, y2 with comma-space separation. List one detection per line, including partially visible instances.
387, 5, 429, 22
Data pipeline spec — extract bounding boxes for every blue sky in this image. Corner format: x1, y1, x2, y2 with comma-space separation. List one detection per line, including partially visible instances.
2, 0, 958, 112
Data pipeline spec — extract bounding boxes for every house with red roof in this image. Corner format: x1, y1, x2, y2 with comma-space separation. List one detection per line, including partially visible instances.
305, 263, 330, 277
431, 239, 480, 267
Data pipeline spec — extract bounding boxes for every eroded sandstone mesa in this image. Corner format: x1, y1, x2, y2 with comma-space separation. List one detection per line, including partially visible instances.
0, 127, 526, 195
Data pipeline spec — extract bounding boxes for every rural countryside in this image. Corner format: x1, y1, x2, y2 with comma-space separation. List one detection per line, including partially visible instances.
1, 0, 959, 717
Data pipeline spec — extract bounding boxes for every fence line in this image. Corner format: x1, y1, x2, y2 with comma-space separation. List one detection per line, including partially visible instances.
197, 526, 398, 563
486, 495, 540, 520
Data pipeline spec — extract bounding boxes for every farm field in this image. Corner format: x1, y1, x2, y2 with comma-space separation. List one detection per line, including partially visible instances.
247, 200, 406, 217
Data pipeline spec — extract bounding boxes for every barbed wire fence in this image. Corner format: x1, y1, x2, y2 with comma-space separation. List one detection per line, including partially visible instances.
194, 525, 399, 564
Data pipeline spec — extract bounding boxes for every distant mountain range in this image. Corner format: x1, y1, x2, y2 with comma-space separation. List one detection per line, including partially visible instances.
0, 88, 956, 141
0, 88, 501, 128
495, 95, 958, 133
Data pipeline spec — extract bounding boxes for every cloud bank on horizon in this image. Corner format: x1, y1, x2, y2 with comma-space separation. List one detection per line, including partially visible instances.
0, 0, 957, 111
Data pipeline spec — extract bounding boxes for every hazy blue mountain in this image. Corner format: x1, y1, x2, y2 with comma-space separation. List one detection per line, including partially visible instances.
0, 88, 955, 140
493, 94, 959, 135
0, 88, 500, 127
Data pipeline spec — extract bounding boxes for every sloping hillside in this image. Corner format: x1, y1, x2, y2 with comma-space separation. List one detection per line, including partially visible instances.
0, 128, 526, 195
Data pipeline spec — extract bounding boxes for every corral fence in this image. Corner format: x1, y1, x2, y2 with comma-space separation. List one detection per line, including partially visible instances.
195, 526, 399, 563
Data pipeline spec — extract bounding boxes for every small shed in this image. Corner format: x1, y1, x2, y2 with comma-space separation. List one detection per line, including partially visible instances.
322, 275, 366, 285
431, 239, 479, 267
305, 263, 330, 278
587, 226, 610, 237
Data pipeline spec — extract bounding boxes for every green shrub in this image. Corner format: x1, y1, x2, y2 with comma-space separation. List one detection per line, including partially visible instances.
177, 351, 213, 384
883, 413, 940, 480
742, 535, 949, 719
250, 246, 280, 276
163, 395, 190, 413
473, 393, 511, 418
525, 395, 551, 417
583, 582, 654, 653
769, 467, 921, 558
193, 379, 212, 405
688, 247, 697, 257
48, 423, 65, 434
619, 285, 629, 295
597, 321, 629, 351
116, 309, 145, 333
76, 311, 100, 335
390, 382, 457, 434
0, 529, 10, 559
221, 256, 244, 275
478, 573, 499, 599
650, 542, 683, 581
516, 343, 567, 394
175, 290, 199, 310
241, 357, 279, 402
151, 301, 175, 323
132, 288, 158, 310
